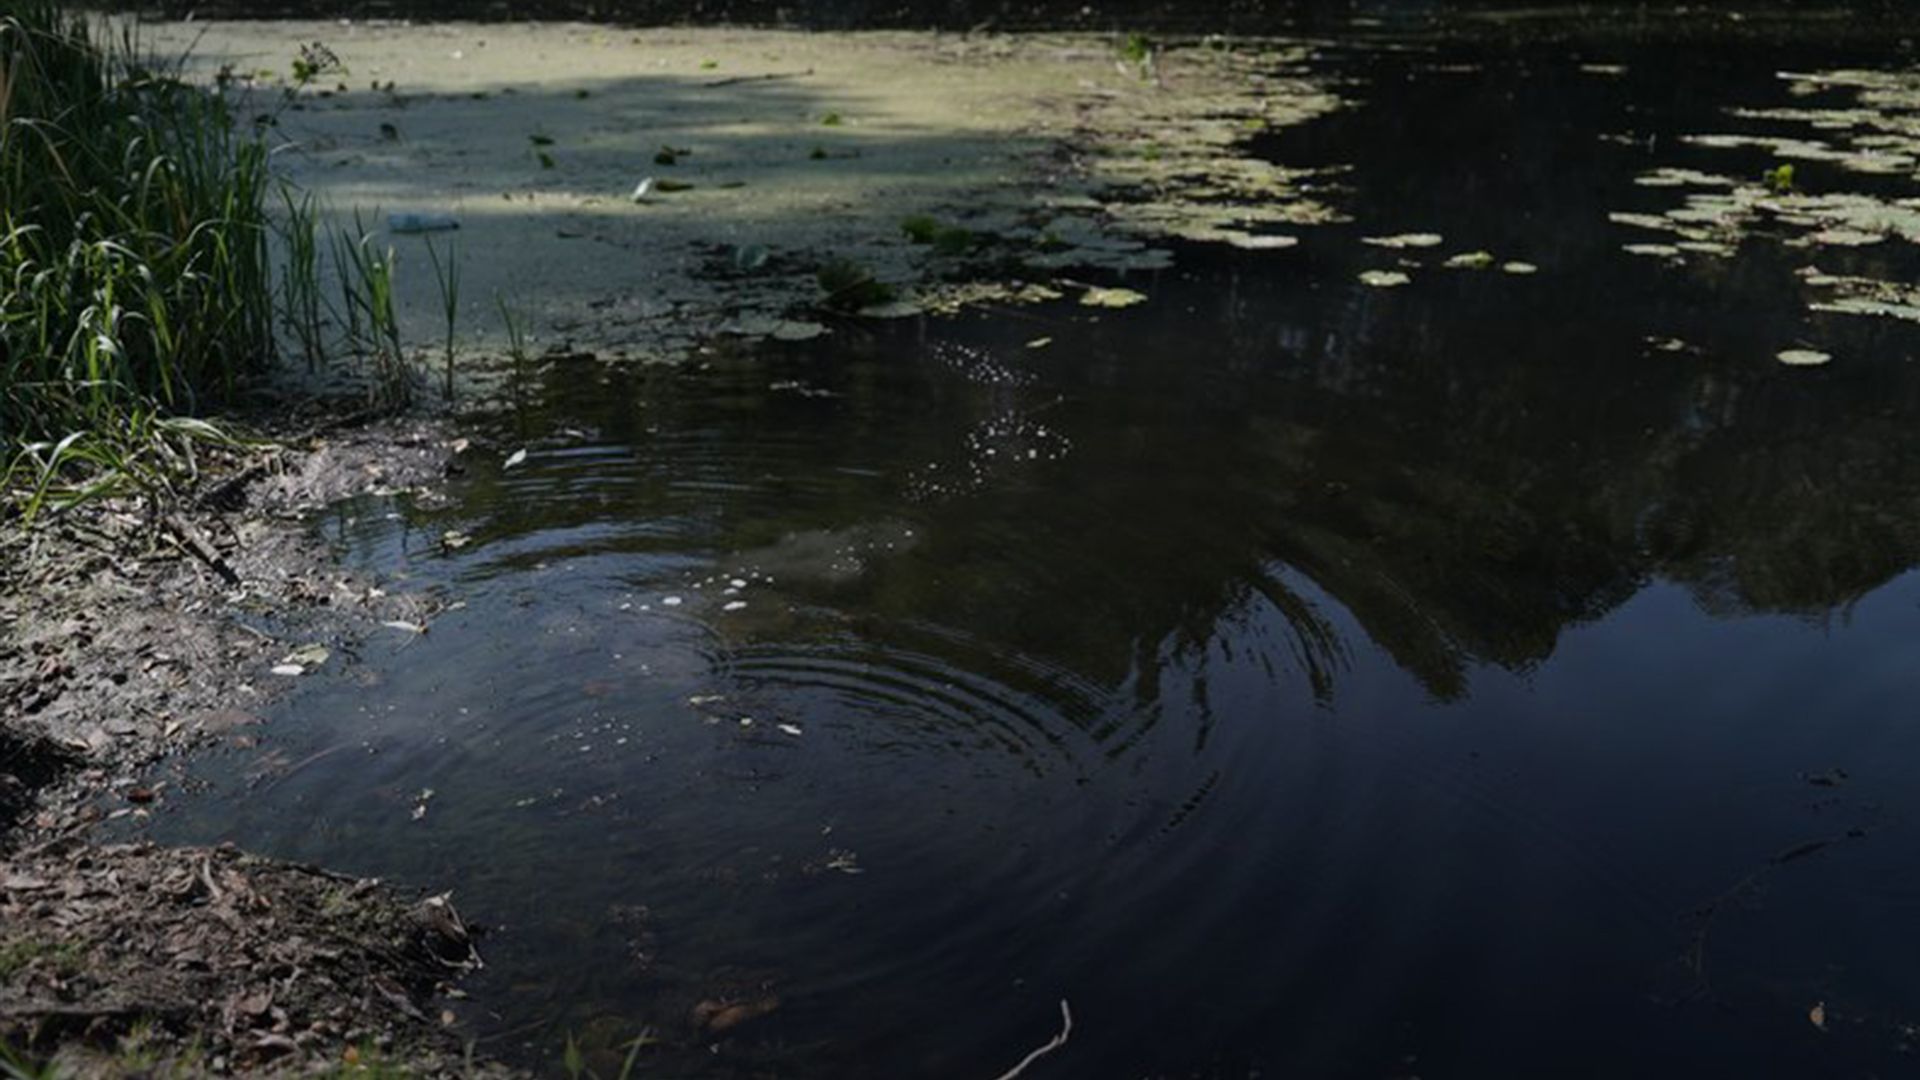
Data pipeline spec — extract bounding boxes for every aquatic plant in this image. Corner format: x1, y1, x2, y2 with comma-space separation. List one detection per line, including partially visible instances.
424, 234, 461, 402
1764, 162, 1796, 193
816, 259, 897, 311
900, 214, 978, 254
328, 214, 412, 407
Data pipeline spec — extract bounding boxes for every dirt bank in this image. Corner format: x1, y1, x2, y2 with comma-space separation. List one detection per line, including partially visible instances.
0, 415, 518, 1075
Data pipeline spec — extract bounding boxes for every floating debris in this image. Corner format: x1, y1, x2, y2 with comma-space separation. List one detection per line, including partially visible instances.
503, 448, 528, 470
1501, 261, 1539, 275
777, 723, 804, 737
1443, 250, 1495, 269
284, 644, 329, 668
1776, 348, 1832, 366
1357, 269, 1411, 287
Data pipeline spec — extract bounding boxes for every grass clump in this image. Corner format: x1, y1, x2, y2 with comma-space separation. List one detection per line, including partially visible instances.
0, 3, 276, 452
0, 4, 465, 522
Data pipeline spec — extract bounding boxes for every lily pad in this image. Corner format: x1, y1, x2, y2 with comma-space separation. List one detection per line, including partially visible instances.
1501, 261, 1539, 275
1226, 234, 1301, 251
1777, 348, 1833, 366
1080, 286, 1148, 308
1361, 233, 1443, 249
1358, 270, 1411, 287
1443, 250, 1496, 269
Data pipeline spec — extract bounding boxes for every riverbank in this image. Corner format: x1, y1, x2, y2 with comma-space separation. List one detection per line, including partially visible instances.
0, 415, 521, 1075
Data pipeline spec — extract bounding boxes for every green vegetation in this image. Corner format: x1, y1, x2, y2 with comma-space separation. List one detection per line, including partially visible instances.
424, 235, 460, 402
0, 4, 468, 522
900, 214, 980, 255
0, 4, 276, 453
0, 936, 87, 980
1764, 162, 1796, 193
816, 259, 897, 311
1119, 32, 1154, 65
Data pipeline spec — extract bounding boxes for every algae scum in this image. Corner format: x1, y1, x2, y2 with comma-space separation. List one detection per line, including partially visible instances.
135, 22, 1920, 1080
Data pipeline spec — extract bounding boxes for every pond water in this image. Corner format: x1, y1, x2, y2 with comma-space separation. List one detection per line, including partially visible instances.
145, 21, 1920, 1079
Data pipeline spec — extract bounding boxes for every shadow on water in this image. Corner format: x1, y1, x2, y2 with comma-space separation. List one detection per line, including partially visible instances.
133, 17, 1920, 1080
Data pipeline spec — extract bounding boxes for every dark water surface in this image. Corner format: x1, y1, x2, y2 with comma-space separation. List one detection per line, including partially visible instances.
147, 24, 1920, 1080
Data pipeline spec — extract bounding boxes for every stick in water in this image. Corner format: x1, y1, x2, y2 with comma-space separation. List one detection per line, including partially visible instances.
991, 999, 1073, 1080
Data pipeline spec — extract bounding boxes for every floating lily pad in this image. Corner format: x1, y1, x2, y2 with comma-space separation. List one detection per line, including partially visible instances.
1358, 270, 1411, 287
1361, 233, 1443, 249
1443, 250, 1495, 269
1501, 261, 1539, 275
1777, 348, 1832, 366
1080, 286, 1148, 308
1226, 234, 1301, 251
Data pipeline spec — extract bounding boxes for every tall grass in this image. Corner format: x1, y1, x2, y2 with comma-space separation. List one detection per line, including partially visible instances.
0, 4, 445, 521
0, 3, 275, 445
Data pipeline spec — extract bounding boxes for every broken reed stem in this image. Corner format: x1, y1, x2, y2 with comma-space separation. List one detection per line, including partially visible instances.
990, 999, 1072, 1080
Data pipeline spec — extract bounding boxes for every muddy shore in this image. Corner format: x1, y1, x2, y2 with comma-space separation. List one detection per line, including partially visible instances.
0, 416, 522, 1075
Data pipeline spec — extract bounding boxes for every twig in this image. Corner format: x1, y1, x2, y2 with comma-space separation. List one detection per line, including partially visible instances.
991, 999, 1072, 1080
703, 68, 813, 88
162, 511, 242, 587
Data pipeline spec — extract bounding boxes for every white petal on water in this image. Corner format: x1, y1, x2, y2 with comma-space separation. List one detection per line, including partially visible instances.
662, 596, 683, 606
723, 600, 748, 611
503, 448, 529, 470
778, 723, 804, 737
270, 664, 306, 677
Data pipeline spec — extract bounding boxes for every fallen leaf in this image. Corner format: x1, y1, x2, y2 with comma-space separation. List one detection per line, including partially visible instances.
284, 644, 330, 667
